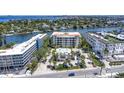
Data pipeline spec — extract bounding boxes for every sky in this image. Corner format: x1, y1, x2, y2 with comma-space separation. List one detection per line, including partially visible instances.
0, 0, 124, 15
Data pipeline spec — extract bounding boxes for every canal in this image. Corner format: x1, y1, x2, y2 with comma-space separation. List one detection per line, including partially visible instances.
4, 27, 121, 44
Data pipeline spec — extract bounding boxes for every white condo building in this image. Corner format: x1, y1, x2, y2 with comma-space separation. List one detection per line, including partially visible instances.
83, 32, 124, 61
0, 34, 47, 70
51, 32, 81, 48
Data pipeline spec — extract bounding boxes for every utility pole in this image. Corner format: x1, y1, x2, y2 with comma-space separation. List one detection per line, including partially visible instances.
100, 67, 103, 75
100, 62, 104, 75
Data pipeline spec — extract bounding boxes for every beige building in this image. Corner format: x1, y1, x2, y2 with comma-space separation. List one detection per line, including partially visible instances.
51, 32, 81, 48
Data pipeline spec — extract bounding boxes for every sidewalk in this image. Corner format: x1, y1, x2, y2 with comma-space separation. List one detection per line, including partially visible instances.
101, 59, 110, 68
97, 73, 117, 78
32, 67, 99, 76
33, 54, 53, 75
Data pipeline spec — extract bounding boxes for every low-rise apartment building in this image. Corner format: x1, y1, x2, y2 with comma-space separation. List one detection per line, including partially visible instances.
83, 32, 124, 61
51, 32, 81, 48
0, 34, 47, 70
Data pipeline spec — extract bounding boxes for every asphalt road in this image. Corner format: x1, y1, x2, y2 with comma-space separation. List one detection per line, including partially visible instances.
105, 65, 124, 73
25, 68, 101, 78
24, 65, 124, 78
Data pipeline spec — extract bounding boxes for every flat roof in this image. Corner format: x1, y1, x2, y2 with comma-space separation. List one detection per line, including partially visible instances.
0, 34, 47, 56
89, 32, 124, 44
113, 54, 124, 58
89, 33, 109, 44
104, 35, 124, 43
56, 48, 71, 54
52, 32, 81, 37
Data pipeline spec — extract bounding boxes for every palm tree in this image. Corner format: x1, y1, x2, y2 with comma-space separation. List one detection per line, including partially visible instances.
104, 48, 109, 57
53, 61, 57, 66
104, 48, 109, 54
53, 61, 57, 69
100, 62, 105, 75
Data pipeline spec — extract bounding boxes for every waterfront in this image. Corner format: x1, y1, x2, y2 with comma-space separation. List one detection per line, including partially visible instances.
0, 16, 69, 22
5, 32, 41, 44
5, 27, 121, 44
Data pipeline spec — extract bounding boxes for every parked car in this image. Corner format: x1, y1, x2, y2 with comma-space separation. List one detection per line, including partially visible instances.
68, 72, 75, 76
47, 65, 54, 70
69, 63, 73, 67
88, 61, 92, 64
93, 72, 98, 75
47, 65, 52, 68
75, 62, 80, 66
63, 64, 68, 68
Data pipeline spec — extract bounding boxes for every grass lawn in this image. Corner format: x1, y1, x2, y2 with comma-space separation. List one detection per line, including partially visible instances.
55, 65, 80, 71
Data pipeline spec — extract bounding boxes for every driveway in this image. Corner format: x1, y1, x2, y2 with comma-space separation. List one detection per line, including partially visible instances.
33, 54, 54, 75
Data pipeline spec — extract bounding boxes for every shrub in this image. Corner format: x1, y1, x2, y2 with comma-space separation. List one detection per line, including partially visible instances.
27, 61, 38, 73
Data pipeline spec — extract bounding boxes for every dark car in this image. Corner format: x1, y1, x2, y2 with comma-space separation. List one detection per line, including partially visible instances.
47, 65, 54, 70
47, 65, 52, 68
69, 63, 73, 67
93, 72, 98, 75
75, 62, 80, 66
68, 72, 75, 76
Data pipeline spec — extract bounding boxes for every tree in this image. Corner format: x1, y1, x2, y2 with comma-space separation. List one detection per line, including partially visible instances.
104, 48, 109, 55
104, 48, 109, 58
27, 61, 38, 73
52, 49, 56, 56
91, 53, 105, 67
80, 59, 86, 68
33, 37, 50, 62
53, 61, 57, 66
81, 55, 85, 60
73, 25, 78, 29
33, 48, 47, 61
42, 37, 50, 48
115, 73, 124, 78
32, 61, 38, 69
80, 37, 92, 52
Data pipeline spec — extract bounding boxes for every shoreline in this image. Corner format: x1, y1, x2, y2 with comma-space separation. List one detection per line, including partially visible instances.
3, 31, 41, 36
1, 27, 121, 37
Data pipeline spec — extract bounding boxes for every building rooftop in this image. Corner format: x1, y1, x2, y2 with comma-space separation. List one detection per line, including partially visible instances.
56, 48, 71, 55
113, 54, 124, 58
0, 34, 47, 56
89, 32, 124, 44
52, 32, 81, 37
104, 35, 124, 43
89, 32, 109, 44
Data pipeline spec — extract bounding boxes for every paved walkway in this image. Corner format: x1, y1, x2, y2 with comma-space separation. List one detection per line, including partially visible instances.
82, 53, 94, 68
33, 54, 54, 75
101, 59, 110, 68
